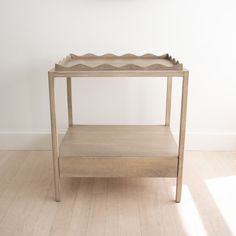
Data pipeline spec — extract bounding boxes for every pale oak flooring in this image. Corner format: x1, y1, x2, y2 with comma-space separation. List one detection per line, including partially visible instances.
0, 151, 236, 236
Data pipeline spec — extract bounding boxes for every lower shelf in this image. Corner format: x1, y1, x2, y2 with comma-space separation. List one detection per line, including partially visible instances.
59, 125, 178, 177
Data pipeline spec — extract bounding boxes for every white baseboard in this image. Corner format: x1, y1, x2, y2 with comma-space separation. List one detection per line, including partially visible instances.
0, 131, 236, 151
0, 132, 61, 150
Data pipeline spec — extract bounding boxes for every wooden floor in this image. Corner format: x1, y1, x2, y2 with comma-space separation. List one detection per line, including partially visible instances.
0, 151, 236, 236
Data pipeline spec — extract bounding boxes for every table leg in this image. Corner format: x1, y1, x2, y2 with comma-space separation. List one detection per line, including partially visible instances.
165, 76, 172, 126
67, 77, 73, 126
48, 73, 61, 202
176, 71, 189, 203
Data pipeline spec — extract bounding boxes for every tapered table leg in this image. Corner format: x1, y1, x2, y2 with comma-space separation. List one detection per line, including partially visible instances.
66, 77, 73, 127
165, 76, 172, 126
48, 73, 61, 202
176, 71, 189, 203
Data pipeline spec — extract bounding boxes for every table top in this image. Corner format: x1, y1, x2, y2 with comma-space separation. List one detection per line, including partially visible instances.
53, 53, 183, 72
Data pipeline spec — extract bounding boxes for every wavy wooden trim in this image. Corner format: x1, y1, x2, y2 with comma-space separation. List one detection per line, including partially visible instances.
58, 55, 72, 66
55, 53, 183, 72
167, 55, 180, 65
70, 53, 169, 59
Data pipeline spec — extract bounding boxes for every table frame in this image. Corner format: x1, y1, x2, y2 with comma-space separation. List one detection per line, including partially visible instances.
48, 69, 189, 203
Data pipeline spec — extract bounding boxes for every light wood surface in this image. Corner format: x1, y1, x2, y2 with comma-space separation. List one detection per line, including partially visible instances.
0, 151, 235, 236
59, 125, 178, 177
60, 157, 177, 178
60, 125, 177, 158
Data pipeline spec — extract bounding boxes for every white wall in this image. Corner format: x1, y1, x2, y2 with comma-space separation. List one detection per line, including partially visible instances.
0, 0, 236, 150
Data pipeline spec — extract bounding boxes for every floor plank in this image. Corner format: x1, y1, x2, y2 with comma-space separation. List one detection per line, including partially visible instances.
0, 151, 31, 222
0, 151, 235, 236
0, 151, 52, 236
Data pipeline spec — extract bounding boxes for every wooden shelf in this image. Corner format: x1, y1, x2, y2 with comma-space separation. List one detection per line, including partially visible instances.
59, 125, 178, 178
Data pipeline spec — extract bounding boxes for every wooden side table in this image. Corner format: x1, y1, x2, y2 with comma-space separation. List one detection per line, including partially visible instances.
48, 53, 189, 202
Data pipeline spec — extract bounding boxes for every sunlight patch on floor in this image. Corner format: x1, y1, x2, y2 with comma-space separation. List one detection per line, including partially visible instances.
206, 175, 236, 235
173, 185, 207, 236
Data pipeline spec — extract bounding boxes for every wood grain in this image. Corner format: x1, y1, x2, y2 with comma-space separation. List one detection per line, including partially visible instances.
0, 151, 235, 236
60, 125, 177, 158
59, 125, 178, 177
